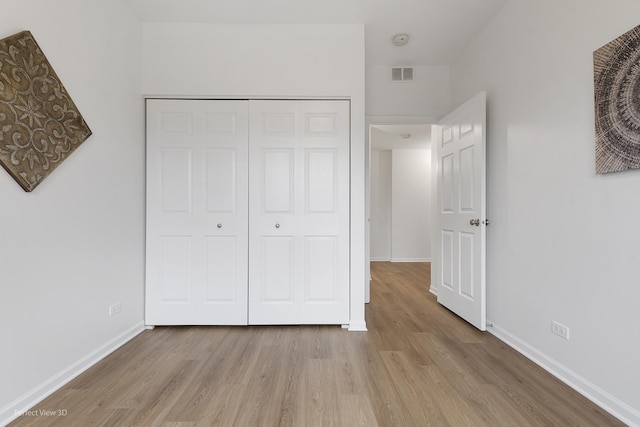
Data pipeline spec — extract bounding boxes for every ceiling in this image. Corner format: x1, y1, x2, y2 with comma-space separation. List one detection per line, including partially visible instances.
371, 125, 431, 150
128, 0, 507, 66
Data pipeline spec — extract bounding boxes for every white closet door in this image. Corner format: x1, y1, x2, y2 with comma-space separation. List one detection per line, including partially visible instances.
146, 99, 249, 325
248, 100, 350, 325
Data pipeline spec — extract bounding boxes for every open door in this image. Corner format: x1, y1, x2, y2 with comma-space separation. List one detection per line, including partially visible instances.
433, 92, 487, 330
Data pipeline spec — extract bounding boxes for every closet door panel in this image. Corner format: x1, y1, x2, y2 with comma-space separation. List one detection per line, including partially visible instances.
160, 236, 193, 302
249, 100, 349, 325
254, 235, 298, 323
147, 99, 349, 326
160, 148, 192, 213
146, 99, 249, 325
262, 149, 295, 213
205, 148, 237, 213
298, 101, 350, 324
305, 149, 337, 214
305, 236, 338, 301
204, 236, 237, 302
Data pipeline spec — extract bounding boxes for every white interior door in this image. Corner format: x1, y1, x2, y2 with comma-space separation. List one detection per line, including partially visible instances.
433, 92, 486, 330
146, 99, 249, 325
248, 100, 350, 325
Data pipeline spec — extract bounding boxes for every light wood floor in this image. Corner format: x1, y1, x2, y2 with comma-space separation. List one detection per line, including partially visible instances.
10, 262, 623, 426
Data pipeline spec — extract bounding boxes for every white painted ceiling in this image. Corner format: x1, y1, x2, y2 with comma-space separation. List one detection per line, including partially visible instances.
128, 0, 507, 66
371, 125, 431, 150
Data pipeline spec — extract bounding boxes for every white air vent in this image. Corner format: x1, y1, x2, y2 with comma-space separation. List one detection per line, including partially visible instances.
391, 67, 414, 82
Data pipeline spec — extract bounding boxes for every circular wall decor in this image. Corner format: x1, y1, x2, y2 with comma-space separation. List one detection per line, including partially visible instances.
594, 25, 640, 174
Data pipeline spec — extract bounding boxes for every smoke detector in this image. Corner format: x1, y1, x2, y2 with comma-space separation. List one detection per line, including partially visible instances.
392, 34, 409, 47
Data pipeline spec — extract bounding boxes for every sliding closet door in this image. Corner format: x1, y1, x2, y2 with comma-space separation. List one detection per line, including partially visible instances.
248, 100, 350, 324
146, 99, 249, 325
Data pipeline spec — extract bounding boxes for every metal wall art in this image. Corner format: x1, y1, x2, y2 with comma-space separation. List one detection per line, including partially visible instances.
0, 30, 92, 191
594, 25, 640, 174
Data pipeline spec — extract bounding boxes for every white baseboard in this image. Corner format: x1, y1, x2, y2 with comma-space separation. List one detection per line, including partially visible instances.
487, 320, 640, 427
348, 320, 368, 332
0, 322, 146, 426
370, 257, 390, 262
390, 258, 431, 263
429, 286, 438, 296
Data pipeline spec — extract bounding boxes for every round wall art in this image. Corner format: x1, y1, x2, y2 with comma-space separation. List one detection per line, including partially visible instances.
594, 25, 640, 174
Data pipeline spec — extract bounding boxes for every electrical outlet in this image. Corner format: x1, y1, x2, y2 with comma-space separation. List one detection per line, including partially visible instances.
551, 321, 570, 340
109, 302, 122, 317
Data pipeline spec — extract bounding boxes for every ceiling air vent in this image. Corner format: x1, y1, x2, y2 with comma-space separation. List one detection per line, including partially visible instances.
391, 67, 414, 82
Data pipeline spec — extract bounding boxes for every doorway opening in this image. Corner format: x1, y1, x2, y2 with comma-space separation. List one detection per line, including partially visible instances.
366, 123, 433, 302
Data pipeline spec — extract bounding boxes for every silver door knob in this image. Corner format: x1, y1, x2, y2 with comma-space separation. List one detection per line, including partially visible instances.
275, 223, 280, 229
470, 219, 480, 226
217, 224, 222, 229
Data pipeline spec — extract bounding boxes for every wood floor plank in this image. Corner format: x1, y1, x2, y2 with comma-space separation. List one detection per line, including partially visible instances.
421, 365, 489, 426
9, 262, 625, 427
413, 333, 527, 426
296, 358, 340, 426
336, 394, 378, 427
379, 350, 449, 426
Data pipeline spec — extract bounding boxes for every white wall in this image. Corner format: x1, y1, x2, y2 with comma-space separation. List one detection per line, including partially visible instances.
141, 23, 367, 330
366, 65, 450, 119
370, 149, 431, 262
391, 150, 431, 262
451, 0, 640, 424
0, 1, 145, 424
370, 150, 392, 261
142, 23, 363, 100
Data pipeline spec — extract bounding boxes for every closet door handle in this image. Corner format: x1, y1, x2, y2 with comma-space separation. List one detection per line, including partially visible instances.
217, 224, 222, 229
275, 223, 280, 229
